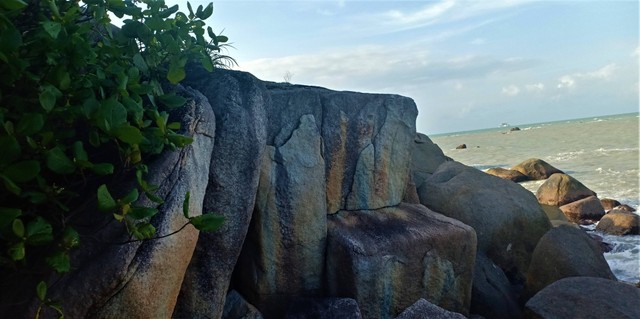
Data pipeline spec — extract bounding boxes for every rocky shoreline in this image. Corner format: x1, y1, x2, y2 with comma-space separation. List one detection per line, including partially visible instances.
6, 69, 639, 319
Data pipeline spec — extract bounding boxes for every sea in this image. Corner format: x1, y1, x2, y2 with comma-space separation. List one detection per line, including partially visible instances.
429, 112, 640, 284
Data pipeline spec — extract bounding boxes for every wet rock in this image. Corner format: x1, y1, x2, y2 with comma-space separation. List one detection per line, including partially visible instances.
600, 198, 622, 211
615, 204, 636, 213
536, 173, 596, 206
395, 298, 466, 319
456, 144, 467, 149
596, 210, 640, 235
558, 195, 605, 223
510, 127, 521, 131
524, 225, 615, 299
485, 167, 529, 182
512, 158, 563, 181
326, 203, 476, 319
524, 277, 640, 319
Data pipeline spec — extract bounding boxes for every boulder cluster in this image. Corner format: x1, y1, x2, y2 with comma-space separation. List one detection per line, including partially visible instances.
5, 69, 638, 319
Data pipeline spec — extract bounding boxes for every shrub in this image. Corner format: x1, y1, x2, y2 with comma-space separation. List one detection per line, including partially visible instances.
0, 0, 230, 314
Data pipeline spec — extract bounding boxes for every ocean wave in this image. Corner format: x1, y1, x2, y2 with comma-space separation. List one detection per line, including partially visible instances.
548, 150, 585, 162
594, 147, 639, 153
592, 230, 640, 284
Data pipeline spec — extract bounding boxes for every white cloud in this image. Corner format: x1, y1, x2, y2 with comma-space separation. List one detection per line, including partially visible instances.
502, 85, 520, 96
633, 46, 640, 58
525, 83, 544, 92
385, 0, 456, 26
557, 63, 618, 89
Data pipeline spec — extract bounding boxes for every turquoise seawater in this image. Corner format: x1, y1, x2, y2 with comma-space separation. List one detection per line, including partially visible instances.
430, 112, 640, 284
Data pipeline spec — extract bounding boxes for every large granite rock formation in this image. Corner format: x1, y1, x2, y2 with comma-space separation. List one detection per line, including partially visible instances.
14, 87, 217, 319
174, 69, 268, 318
326, 203, 476, 319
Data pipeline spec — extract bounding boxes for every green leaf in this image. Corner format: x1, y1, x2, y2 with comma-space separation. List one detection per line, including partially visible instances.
39, 85, 61, 113
120, 188, 139, 205
201, 53, 214, 72
113, 124, 143, 145
26, 217, 53, 246
167, 133, 193, 147
73, 141, 88, 162
1, 174, 21, 195
8, 242, 25, 261
36, 281, 47, 301
46, 252, 70, 273
145, 191, 164, 204
207, 27, 215, 39
96, 98, 127, 133
216, 35, 229, 43
128, 207, 158, 220
0, 207, 21, 229
4, 160, 40, 183
158, 93, 186, 109
46, 147, 75, 174
200, 3, 214, 20
16, 113, 44, 135
135, 222, 156, 239
97, 184, 117, 212
159, 4, 179, 18
0, 0, 28, 10
42, 21, 61, 39
167, 122, 181, 130
12, 218, 24, 238
182, 192, 190, 218
0, 135, 21, 166
91, 163, 114, 175
167, 63, 186, 84
132, 53, 148, 73
61, 227, 80, 249
190, 213, 224, 232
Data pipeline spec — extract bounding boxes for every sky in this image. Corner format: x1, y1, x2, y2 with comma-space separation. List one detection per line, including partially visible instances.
165, 0, 639, 134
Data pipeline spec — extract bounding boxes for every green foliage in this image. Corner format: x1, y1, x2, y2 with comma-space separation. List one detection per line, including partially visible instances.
0, 0, 229, 314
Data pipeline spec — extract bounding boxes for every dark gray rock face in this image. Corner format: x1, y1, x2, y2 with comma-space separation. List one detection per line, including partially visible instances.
524, 277, 640, 319
222, 290, 264, 319
326, 203, 477, 319
285, 298, 362, 319
524, 225, 615, 299
412, 133, 450, 189
395, 298, 467, 319
420, 161, 552, 280
175, 69, 268, 318
21, 87, 217, 319
471, 254, 522, 319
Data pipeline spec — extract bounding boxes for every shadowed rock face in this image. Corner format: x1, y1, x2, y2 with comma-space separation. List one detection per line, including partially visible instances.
524, 277, 640, 319
174, 69, 268, 319
14, 86, 217, 319
512, 158, 563, 181
326, 203, 477, 319
524, 225, 615, 300
420, 161, 552, 280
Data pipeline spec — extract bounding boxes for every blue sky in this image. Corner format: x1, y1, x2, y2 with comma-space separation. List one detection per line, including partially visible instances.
167, 0, 639, 134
